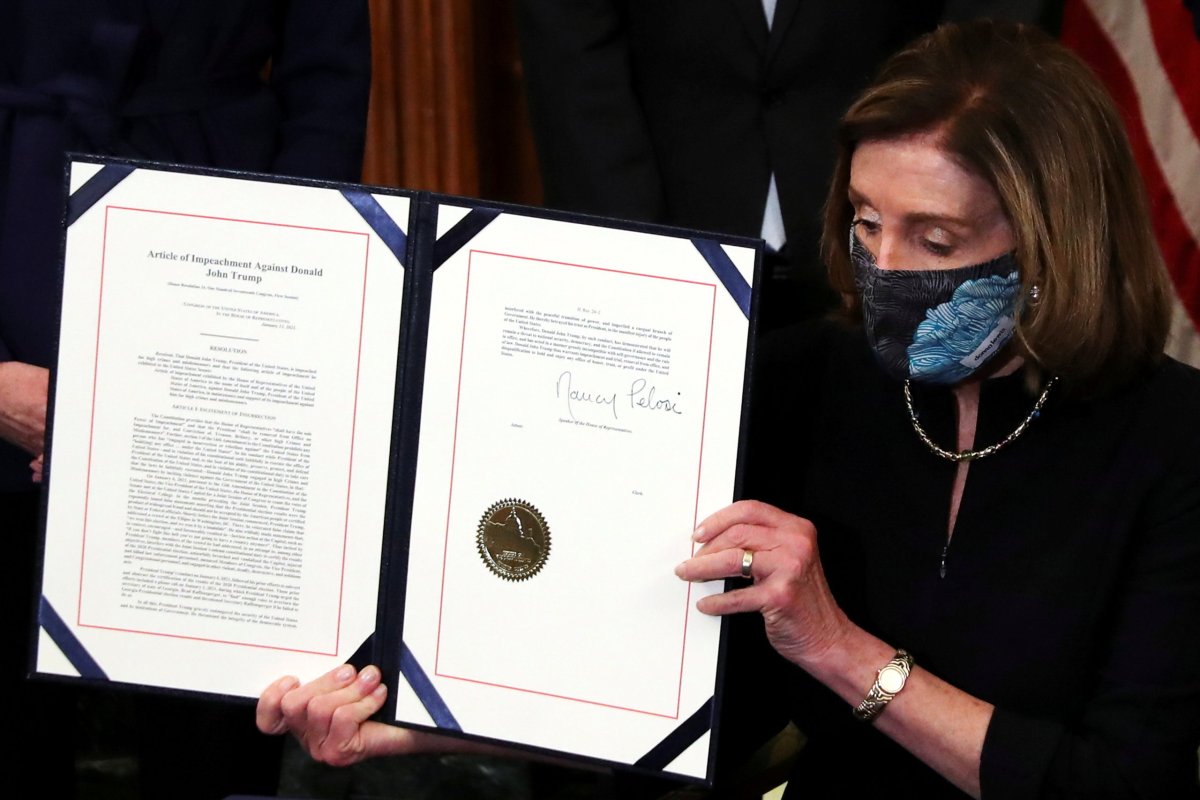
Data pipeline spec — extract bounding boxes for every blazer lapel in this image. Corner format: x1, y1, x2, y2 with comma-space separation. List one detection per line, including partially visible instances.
766, 0, 801, 62
725, 0, 769, 52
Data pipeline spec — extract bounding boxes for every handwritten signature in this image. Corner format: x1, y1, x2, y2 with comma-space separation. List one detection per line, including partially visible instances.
556, 371, 683, 421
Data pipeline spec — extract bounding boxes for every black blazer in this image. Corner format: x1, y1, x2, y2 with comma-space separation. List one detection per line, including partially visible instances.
518, 0, 943, 252
0, 0, 371, 487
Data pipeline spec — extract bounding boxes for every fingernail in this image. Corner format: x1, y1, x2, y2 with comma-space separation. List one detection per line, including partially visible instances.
336, 665, 355, 683
358, 665, 380, 685
372, 684, 387, 700
692, 526, 704, 541
673, 561, 687, 578
280, 676, 299, 692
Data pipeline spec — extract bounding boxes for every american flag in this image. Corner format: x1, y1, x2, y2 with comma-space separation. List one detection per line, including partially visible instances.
1061, 0, 1200, 367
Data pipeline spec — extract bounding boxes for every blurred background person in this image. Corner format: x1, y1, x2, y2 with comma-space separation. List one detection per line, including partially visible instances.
514, 1, 1056, 333
0, 1, 369, 795
515, 0, 941, 331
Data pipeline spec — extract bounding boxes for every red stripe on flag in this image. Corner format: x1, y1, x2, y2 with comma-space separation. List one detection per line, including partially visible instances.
1062, 0, 1200, 326
1144, 0, 1200, 144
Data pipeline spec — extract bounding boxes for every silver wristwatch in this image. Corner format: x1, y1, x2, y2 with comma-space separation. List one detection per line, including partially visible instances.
853, 649, 914, 722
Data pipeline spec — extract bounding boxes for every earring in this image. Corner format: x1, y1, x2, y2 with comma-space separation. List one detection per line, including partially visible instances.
1028, 284, 1042, 306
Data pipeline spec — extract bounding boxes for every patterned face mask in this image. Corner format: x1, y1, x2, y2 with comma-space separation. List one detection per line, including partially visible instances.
850, 230, 1020, 384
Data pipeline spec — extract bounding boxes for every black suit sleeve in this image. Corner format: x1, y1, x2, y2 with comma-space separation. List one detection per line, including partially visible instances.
980, 366, 1200, 799
269, 0, 371, 182
515, 0, 665, 220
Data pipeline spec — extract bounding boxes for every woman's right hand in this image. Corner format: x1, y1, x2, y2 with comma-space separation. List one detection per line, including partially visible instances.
257, 664, 423, 766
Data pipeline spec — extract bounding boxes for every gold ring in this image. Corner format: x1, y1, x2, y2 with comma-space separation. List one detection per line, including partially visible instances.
740, 549, 754, 578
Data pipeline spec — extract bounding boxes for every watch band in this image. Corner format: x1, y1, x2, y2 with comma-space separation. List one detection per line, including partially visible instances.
853, 649, 914, 722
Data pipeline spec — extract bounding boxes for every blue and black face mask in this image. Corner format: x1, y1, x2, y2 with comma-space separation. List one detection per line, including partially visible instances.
849, 230, 1021, 385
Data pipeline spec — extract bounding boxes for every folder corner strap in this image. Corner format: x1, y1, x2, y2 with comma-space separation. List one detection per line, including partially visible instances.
432, 208, 501, 268
66, 163, 136, 227
690, 239, 751, 318
38, 596, 108, 680
341, 189, 408, 267
398, 640, 461, 732
634, 695, 714, 772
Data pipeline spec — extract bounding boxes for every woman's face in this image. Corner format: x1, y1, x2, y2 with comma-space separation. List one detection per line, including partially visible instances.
848, 132, 1015, 270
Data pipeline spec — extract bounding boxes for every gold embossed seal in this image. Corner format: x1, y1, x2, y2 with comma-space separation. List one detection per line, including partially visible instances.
477, 498, 550, 581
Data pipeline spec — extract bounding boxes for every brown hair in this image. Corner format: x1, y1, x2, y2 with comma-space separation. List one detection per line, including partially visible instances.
821, 20, 1171, 394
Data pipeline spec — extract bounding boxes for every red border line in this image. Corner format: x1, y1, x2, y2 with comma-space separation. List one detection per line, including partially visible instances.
76, 206, 369, 656
470, 248, 716, 287
435, 672, 683, 720
76, 206, 112, 625
433, 247, 478, 674
432, 249, 717, 718
106, 205, 367, 237
336, 233, 373, 654
76, 622, 337, 656
675, 285, 719, 718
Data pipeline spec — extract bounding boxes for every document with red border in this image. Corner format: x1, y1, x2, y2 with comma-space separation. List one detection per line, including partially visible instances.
39, 161, 405, 696
36, 158, 760, 784
393, 205, 753, 780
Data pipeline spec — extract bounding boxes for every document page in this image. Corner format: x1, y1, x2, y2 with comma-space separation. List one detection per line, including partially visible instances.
396, 208, 754, 778
39, 163, 406, 696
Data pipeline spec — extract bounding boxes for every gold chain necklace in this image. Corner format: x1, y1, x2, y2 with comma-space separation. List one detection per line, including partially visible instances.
903, 376, 1058, 462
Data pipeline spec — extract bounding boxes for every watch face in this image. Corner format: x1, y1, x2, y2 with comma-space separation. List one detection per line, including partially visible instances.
879, 665, 906, 694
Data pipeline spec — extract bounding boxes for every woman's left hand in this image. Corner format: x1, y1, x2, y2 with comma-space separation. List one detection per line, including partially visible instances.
675, 500, 851, 670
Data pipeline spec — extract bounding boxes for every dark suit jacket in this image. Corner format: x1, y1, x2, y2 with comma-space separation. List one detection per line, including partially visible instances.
0, 0, 371, 488
517, 0, 943, 312
517, 3, 944, 791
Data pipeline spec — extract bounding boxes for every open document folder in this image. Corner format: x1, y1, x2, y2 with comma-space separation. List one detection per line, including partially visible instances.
34, 156, 761, 783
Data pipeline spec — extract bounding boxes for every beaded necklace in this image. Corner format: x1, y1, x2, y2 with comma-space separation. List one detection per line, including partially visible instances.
902, 376, 1058, 462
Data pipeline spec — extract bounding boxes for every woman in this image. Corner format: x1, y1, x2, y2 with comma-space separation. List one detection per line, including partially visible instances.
258, 21, 1200, 798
